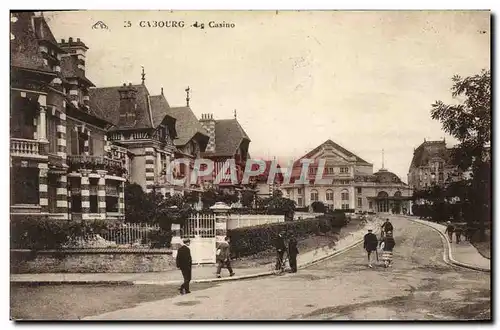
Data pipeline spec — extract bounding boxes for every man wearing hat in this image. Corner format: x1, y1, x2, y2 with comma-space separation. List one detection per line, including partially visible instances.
274, 232, 287, 271
363, 227, 378, 268
176, 238, 192, 294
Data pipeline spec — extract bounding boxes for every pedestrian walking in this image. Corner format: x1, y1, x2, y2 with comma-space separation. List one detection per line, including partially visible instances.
176, 238, 192, 295
274, 232, 286, 271
381, 218, 394, 238
444, 221, 454, 243
216, 236, 235, 278
288, 236, 299, 273
454, 226, 463, 244
380, 231, 396, 268
363, 228, 378, 268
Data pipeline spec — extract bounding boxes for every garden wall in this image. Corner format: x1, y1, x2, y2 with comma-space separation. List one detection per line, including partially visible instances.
10, 249, 176, 274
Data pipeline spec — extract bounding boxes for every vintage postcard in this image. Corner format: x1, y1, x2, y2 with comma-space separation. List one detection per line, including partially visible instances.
9, 10, 491, 321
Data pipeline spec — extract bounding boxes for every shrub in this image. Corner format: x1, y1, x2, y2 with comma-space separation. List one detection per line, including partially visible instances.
227, 213, 347, 257
10, 215, 108, 250
143, 229, 173, 248
311, 201, 326, 213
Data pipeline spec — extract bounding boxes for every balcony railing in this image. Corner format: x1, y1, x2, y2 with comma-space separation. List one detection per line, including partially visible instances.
67, 155, 127, 176
10, 138, 44, 158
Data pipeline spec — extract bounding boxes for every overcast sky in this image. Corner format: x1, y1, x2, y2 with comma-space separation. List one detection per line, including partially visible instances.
44, 10, 490, 182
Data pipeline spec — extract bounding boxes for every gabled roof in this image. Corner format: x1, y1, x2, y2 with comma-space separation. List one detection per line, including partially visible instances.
297, 139, 371, 165
10, 12, 52, 73
165, 106, 209, 147
206, 119, 251, 157
89, 84, 154, 130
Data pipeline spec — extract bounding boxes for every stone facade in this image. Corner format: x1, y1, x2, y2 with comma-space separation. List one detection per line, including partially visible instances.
281, 140, 413, 214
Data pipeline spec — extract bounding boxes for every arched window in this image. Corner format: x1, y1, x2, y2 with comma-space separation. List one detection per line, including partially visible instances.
310, 189, 318, 202
326, 189, 334, 201
341, 189, 349, 209
394, 191, 402, 198
377, 191, 389, 198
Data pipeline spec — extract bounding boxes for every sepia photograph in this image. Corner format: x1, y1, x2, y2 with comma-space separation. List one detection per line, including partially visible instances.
8, 9, 491, 321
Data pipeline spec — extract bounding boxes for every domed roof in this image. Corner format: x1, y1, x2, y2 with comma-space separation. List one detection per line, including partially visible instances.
373, 168, 403, 184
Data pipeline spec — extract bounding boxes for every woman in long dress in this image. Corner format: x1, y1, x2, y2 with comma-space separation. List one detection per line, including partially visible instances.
380, 231, 396, 268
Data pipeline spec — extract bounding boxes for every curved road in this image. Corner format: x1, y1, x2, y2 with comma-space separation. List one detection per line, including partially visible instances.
87, 216, 491, 320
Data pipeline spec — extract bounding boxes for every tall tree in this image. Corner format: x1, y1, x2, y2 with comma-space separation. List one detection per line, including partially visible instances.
430, 69, 491, 240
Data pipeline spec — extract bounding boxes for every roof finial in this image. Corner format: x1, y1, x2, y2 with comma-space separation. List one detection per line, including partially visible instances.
382, 148, 385, 170
185, 86, 190, 107
141, 66, 145, 85
234, 109, 237, 119
161, 87, 164, 95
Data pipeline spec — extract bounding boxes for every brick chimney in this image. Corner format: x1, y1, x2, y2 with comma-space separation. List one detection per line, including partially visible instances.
199, 113, 216, 152
58, 37, 88, 74
118, 83, 138, 127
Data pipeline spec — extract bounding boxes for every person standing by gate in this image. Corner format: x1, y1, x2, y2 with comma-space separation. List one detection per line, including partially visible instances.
288, 236, 299, 273
176, 238, 192, 295
274, 232, 286, 271
216, 236, 235, 278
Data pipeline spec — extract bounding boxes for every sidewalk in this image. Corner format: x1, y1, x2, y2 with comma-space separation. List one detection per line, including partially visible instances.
10, 217, 382, 285
405, 217, 490, 272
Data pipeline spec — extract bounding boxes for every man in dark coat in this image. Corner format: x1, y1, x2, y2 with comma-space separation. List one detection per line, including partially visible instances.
363, 228, 378, 268
176, 238, 192, 294
274, 232, 286, 271
288, 236, 299, 273
381, 218, 394, 238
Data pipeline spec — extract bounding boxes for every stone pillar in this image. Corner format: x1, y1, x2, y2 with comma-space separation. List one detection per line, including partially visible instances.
80, 170, 91, 218
56, 111, 67, 160
145, 147, 155, 193
67, 178, 72, 220
118, 181, 125, 218
56, 174, 68, 218
97, 170, 107, 218
156, 150, 162, 176
83, 130, 90, 156
210, 202, 232, 244
37, 95, 48, 143
349, 186, 355, 210
38, 163, 49, 213
171, 223, 182, 256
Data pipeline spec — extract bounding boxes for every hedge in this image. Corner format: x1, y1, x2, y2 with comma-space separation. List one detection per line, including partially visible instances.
227, 213, 347, 257
10, 215, 109, 250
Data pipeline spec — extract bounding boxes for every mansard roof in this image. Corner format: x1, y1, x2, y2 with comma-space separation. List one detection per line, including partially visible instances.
206, 119, 251, 157
166, 106, 209, 147
89, 84, 154, 130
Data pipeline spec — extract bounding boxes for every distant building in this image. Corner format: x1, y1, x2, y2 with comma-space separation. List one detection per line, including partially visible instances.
281, 140, 413, 214
407, 139, 463, 191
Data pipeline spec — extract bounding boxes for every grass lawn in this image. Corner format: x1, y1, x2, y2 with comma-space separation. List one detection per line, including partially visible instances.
471, 230, 491, 260
10, 282, 216, 320
231, 218, 365, 268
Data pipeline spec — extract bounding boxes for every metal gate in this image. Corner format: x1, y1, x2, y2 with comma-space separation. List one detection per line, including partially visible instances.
181, 213, 216, 264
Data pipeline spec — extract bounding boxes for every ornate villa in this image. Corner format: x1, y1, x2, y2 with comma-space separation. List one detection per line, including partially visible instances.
10, 12, 252, 221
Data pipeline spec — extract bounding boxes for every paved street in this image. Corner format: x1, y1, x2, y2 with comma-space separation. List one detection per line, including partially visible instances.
85, 216, 490, 320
